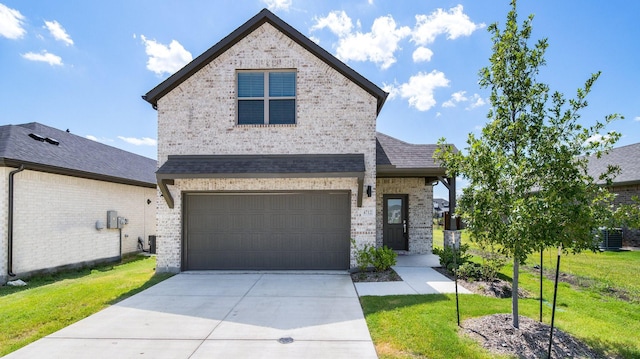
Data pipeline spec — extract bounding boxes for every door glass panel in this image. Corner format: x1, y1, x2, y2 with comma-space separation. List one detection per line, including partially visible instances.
387, 198, 402, 224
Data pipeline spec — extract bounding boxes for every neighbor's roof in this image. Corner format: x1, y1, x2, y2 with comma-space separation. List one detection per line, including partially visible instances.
0, 123, 156, 187
587, 142, 640, 186
142, 8, 388, 114
376, 132, 453, 178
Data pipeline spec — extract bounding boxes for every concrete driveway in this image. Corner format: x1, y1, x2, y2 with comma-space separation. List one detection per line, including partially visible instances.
5, 272, 377, 359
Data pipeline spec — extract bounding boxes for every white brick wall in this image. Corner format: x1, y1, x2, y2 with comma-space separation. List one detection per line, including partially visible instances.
156, 23, 378, 271
376, 178, 433, 254
3, 169, 156, 278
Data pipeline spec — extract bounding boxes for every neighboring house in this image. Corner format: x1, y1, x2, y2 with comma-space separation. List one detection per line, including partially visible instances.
1, 123, 157, 284
587, 142, 640, 247
433, 198, 449, 218
143, 9, 453, 272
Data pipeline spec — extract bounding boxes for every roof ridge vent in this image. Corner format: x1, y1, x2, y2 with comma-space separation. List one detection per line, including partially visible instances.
28, 133, 45, 142
45, 137, 60, 146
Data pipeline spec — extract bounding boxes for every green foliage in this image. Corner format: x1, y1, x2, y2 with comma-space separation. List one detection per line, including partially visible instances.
434, 0, 621, 327
433, 244, 471, 273
352, 239, 397, 272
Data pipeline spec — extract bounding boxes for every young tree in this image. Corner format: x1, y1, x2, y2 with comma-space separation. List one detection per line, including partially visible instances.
435, 0, 621, 328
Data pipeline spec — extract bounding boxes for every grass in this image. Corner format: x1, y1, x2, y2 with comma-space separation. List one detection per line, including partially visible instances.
364, 226, 640, 358
0, 255, 172, 356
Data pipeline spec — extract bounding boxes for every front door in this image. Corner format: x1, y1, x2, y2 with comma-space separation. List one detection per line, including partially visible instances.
383, 194, 408, 250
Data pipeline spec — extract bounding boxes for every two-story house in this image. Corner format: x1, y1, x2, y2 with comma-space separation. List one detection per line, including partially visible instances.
143, 9, 453, 272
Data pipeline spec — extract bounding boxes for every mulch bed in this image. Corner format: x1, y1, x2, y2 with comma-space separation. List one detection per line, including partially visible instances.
350, 268, 402, 282
462, 314, 606, 359
433, 266, 530, 298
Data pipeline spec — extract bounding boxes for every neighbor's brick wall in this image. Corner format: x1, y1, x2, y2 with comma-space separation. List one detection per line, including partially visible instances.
612, 184, 640, 247
376, 178, 433, 254
155, 23, 378, 272
7, 170, 156, 276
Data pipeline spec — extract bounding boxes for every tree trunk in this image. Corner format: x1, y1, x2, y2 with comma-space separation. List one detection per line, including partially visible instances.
512, 257, 520, 328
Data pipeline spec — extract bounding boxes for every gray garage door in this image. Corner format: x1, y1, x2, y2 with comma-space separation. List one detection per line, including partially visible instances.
184, 191, 350, 270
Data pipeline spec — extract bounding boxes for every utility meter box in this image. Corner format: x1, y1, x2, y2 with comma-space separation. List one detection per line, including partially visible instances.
107, 210, 118, 229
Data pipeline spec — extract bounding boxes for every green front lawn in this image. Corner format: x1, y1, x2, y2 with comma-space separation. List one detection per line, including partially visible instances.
364, 228, 640, 358
0, 255, 172, 356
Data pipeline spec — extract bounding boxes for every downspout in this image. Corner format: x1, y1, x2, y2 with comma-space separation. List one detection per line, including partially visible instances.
8, 165, 25, 277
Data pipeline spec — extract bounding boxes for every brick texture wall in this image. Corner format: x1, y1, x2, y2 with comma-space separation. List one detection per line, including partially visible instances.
612, 184, 640, 247
376, 178, 433, 254
2, 169, 156, 280
155, 23, 378, 272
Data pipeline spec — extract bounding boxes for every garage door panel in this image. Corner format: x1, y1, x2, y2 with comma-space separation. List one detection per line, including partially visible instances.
184, 192, 350, 270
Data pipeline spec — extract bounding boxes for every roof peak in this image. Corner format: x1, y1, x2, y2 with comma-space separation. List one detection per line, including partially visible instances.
143, 8, 387, 113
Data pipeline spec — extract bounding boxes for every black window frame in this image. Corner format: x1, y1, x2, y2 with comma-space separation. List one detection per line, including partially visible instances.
237, 70, 297, 125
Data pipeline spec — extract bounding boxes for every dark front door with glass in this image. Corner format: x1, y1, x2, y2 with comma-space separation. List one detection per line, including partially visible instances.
383, 194, 408, 250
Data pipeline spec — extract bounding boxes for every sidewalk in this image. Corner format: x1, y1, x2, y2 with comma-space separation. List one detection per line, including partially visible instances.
353, 254, 472, 296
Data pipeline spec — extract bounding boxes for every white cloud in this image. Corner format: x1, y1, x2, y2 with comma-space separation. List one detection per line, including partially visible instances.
21, 51, 63, 66
634, 116, 640, 122
118, 136, 157, 146
140, 35, 192, 76
0, 3, 26, 39
443, 90, 468, 108
442, 91, 486, 110
262, 0, 292, 12
382, 82, 400, 100
399, 70, 450, 111
411, 4, 484, 46
310, 11, 354, 37
412, 46, 433, 62
86, 135, 113, 143
44, 20, 73, 46
466, 93, 486, 109
334, 15, 411, 69
308, 35, 320, 44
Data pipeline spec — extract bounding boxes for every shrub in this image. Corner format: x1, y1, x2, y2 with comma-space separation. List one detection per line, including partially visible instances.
352, 240, 397, 272
433, 244, 471, 274
457, 262, 483, 281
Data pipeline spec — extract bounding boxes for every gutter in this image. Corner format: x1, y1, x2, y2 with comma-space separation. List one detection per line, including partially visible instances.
7, 165, 25, 277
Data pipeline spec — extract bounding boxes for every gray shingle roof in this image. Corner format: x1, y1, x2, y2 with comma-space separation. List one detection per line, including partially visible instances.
587, 142, 640, 186
157, 154, 365, 176
143, 8, 388, 114
0, 123, 156, 187
376, 132, 452, 177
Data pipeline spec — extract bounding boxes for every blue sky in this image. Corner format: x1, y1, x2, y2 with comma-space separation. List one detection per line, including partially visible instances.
1, 0, 639, 199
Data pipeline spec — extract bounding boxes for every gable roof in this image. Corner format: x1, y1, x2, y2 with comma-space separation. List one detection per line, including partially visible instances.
587, 142, 640, 186
0, 123, 156, 187
376, 132, 453, 178
142, 8, 388, 114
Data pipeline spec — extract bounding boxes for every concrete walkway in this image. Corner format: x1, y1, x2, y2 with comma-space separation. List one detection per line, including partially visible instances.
354, 254, 472, 296
5, 273, 377, 359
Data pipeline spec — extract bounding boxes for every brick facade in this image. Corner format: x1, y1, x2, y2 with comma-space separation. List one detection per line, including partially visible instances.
611, 184, 640, 247
156, 23, 377, 272
1, 169, 156, 282
376, 178, 433, 254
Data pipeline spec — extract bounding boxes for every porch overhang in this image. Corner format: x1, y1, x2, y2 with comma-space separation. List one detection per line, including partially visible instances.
156, 154, 366, 209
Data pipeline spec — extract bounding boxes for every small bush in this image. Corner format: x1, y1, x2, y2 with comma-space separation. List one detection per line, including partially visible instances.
433, 244, 471, 273
352, 240, 397, 272
372, 245, 397, 271
457, 262, 482, 280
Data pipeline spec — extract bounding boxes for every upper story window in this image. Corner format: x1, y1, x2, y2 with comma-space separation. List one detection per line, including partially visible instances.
237, 70, 296, 125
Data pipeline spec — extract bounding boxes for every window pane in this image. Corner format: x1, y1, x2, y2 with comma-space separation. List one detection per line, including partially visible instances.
269, 72, 296, 97
238, 73, 264, 97
238, 100, 264, 124
269, 99, 295, 124
387, 199, 402, 224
